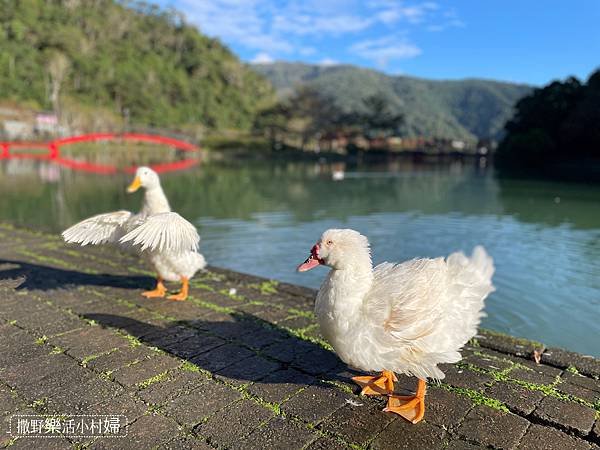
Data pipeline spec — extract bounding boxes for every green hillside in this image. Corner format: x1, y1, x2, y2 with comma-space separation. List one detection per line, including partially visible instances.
252, 62, 532, 141
0, 0, 274, 132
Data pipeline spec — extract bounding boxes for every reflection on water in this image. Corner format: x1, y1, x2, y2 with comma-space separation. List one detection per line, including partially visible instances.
1, 155, 599, 356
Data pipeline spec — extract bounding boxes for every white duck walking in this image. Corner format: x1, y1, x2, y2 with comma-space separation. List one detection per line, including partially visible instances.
297, 229, 494, 424
62, 167, 206, 301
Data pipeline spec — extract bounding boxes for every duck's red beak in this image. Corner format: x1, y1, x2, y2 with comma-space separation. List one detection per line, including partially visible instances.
297, 244, 325, 272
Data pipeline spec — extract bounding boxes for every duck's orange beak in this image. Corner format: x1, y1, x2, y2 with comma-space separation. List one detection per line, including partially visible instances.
297, 244, 324, 272
127, 176, 142, 193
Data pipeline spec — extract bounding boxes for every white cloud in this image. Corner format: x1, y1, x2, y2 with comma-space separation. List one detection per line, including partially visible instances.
299, 47, 317, 56
250, 52, 275, 64
272, 13, 372, 35
317, 58, 339, 66
369, 1, 439, 25
174, 0, 460, 65
350, 37, 421, 67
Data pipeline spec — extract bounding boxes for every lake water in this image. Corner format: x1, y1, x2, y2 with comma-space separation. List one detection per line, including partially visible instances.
1, 154, 599, 357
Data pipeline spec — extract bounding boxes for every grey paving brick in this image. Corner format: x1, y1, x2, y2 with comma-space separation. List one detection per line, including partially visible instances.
112, 354, 181, 387
370, 419, 447, 450
166, 334, 226, 360
531, 396, 596, 437
86, 346, 157, 372
593, 420, 600, 444
163, 381, 241, 427
484, 381, 544, 415
517, 423, 591, 450
542, 347, 600, 379
93, 413, 180, 450
441, 365, 493, 390
137, 370, 208, 406
508, 366, 559, 386
462, 349, 514, 372
281, 383, 348, 423
159, 434, 213, 450
426, 387, 474, 429
6, 437, 73, 449
291, 347, 341, 375
49, 327, 130, 359
445, 440, 485, 449
305, 437, 350, 450
457, 406, 529, 449
189, 343, 254, 373
246, 368, 315, 403
556, 376, 600, 404
237, 416, 317, 450
194, 399, 273, 448
215, 354, 281, 386
261, 338, 314, 364
319, 402, 395, 446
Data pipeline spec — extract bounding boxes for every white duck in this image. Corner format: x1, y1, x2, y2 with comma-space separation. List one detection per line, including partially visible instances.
297, 229, 494, 424
62, 167, 206, 301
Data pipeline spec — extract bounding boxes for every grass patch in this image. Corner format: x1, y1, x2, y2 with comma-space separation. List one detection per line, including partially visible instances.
8, 319, 17, 326
566, 365, 580, 375
28, 397, 48, 411
137, 371, 171, 389
122, 333, 142, 348
35, 335, 48, 345
188, 296, 235, 314
248, 280, 279, 295
437, 384, 509, 412
49, 346, 64, 355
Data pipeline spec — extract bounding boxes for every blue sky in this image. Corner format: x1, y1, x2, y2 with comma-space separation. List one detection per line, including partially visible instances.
155, 0, 600, 86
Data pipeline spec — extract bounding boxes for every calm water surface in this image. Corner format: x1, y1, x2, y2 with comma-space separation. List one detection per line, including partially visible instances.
1, 154, 599, 356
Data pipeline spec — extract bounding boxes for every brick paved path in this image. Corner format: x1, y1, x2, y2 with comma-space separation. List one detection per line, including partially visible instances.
0, 223, 599, 449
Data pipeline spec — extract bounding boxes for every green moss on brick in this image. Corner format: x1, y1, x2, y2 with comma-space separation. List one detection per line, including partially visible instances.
437, 384, 509, 412
137, 371, 171, 389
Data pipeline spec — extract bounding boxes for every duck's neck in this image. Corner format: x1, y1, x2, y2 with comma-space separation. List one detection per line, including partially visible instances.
141, 185, 171, 216
322, 258, 374, 319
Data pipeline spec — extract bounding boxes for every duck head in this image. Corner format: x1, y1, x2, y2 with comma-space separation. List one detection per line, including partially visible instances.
127, 167, 160, 193
297, 229, 371, 272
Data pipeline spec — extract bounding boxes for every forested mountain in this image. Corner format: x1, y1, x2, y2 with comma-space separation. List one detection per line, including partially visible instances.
252, 62, 532, 141
0, 0, 274, 133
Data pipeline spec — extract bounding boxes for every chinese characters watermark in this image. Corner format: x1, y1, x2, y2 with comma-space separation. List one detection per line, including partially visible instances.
9, 415, 127, 438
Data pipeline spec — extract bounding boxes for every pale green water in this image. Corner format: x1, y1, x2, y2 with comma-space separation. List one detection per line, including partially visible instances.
1, 155, 599, 356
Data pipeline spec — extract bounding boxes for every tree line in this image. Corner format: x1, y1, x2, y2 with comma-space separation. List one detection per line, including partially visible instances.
496, 69, 600, 172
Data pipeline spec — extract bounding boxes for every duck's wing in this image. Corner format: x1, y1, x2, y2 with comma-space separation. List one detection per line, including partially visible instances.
364, 250, 494, 379
365, 259, 448, 344
118, 212, 199, 254
62, 211, 133, 246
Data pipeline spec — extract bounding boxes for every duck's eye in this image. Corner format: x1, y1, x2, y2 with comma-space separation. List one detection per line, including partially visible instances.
327, 240, 333, 245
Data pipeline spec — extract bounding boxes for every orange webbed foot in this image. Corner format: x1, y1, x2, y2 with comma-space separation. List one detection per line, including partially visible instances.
142, 278, 166, 298
167, 276, 188, 301
382, 379, 426, 424
352, 370, 397, 396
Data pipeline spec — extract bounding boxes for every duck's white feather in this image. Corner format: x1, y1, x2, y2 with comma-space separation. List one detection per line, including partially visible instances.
62, 211, 135, 246
314, 232, 494, 381
119, 212, 199, 254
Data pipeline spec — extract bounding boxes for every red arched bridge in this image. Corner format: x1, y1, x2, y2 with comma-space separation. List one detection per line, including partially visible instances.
0, 133, 200, 174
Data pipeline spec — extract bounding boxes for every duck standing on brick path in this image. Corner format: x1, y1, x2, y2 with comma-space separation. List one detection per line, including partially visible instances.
297, 229, 494, 423
62, 166, 205, 301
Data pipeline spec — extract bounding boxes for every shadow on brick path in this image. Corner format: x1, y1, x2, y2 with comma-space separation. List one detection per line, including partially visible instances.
0, 258, 153, 291
83, 313, 361, 389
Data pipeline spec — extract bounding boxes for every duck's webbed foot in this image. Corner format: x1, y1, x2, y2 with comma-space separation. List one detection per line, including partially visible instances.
142, 278, 166, 298
383, 378, 426, 424
167, 276, 189, 301
352, 370, 397, 396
